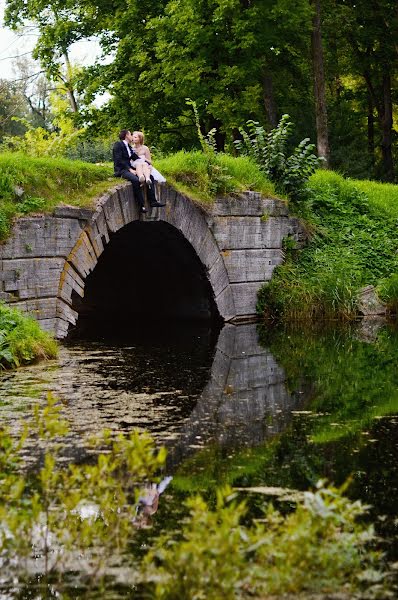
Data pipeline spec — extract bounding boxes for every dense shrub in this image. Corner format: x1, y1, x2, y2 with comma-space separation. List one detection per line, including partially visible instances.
145, 483, 386, 599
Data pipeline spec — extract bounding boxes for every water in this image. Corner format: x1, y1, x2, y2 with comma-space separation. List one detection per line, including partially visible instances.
0, 318, 397, 594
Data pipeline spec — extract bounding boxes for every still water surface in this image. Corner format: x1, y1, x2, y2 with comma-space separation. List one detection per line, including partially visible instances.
0, 319, 397, 591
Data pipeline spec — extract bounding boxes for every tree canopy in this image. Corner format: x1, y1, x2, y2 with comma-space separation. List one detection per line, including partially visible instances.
4, 0, 398, 180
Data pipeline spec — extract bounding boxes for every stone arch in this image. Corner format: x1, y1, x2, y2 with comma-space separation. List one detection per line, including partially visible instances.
56, 183, 235, 337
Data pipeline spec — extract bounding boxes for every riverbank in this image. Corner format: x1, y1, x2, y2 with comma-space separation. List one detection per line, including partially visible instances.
0, 302, 57, 369
258, 170, 398, 320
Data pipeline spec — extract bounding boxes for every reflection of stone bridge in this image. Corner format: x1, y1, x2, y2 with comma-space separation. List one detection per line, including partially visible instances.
169, 323, 304, 464
0, 184, 304, 337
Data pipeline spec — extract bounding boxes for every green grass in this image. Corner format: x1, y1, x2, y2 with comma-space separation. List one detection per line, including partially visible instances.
354, 177, 398, 218
0, 302, 58, 368
0, 152, 118, 239
258, 169, 398, 320
156, 150, 277, 203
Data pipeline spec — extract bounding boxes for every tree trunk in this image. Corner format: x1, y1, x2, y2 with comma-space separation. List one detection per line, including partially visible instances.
380, 73, 394, 181
311, 0, 330, 167
262, 72, 278, 128
63, 52, 79, 113
367, 90, 375, 169
363, 69, 395, 182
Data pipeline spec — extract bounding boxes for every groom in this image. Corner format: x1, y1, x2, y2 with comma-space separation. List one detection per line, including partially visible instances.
112, 129, 165, 213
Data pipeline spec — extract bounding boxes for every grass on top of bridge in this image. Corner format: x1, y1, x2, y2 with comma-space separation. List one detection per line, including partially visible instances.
156, 150, 278, 202
0, 150, 278, 240
0, 152, 118, 239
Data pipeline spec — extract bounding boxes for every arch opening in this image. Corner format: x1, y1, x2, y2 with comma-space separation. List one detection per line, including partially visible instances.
70, 221, 222, 336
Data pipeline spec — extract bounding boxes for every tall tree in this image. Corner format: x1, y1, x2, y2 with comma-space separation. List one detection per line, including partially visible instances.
311, 0, 330, 166
332, 0, 397, 180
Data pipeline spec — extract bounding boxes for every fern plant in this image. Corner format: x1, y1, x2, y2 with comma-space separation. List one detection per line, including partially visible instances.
235, 115, 322, 200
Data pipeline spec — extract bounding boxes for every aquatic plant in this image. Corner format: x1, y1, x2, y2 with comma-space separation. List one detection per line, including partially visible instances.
0, 394, 393, 598
0, 393, 166, 596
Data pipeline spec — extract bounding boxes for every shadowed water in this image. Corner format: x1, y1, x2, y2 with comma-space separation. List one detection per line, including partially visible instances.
0, 318, 397, 596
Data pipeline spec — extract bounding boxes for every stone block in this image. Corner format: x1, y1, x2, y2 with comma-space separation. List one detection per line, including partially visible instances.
117, 184, 139, 225
102, 192, 125, 233
222, 248, 283, 282
66, 232, 97, 279
208, 256, 230, 297
229, 281, 262, 317
215, 284, 235, 321
1, 257, 64, 299
213, 193, 288, 217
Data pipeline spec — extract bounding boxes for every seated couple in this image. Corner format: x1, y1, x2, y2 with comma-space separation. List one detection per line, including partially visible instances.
113, 129, 166, 213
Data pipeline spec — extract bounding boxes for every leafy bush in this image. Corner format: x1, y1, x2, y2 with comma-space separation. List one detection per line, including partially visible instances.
145, 483, 386, 599
0, 118, 83, 158
0, 395, 166, 595
64, 136, 115, 163
234, 115, 322, 200
0, 303, 58, 368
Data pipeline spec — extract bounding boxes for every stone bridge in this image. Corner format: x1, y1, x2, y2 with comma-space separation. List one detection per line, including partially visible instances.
0, 183, 304, 338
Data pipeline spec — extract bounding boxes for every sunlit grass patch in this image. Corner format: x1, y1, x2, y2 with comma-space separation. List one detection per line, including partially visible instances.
156, 150, 276, 203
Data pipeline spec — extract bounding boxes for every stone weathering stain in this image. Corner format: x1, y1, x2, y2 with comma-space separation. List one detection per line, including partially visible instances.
0, 183, 305, 338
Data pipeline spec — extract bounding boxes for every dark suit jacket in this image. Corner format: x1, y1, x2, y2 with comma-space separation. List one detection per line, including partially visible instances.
112, 141, 140, 176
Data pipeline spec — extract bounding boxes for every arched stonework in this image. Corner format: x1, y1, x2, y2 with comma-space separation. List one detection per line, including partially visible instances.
0, 183, 305, 338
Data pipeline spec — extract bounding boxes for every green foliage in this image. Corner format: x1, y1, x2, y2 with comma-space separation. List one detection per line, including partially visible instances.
64, 136, 115, 163
0, 394, 166, 595
235, 115, 322, 200
156, 151, 276, 203
145, 488, 250, 599
258, 170, 398, 320
0, 394, 392, 597
145, 482, 385, 599
1, 117, 82, 158
0, 152, 115, 239
377, 274, 398, 314
0, 302, 57, 368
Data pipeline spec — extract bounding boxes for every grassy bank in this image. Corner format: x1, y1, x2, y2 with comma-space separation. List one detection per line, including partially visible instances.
0, 303, 58, 368
0, 152, 117, 239
258, 170, 398, 320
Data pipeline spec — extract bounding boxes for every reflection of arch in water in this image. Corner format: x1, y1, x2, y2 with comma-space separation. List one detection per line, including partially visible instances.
169, 323, 304, 464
